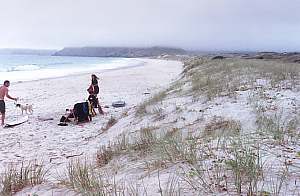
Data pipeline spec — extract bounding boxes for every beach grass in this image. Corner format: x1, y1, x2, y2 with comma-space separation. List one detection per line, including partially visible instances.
0, 161, 46, 195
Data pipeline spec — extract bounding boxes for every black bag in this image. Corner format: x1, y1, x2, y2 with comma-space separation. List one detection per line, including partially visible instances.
73, 102, 92, 122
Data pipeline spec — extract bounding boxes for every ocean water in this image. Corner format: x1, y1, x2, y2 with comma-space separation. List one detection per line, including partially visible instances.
0, 55, 143, 83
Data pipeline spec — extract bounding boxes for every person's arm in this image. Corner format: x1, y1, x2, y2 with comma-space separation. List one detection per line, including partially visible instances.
5, 90, 17, 101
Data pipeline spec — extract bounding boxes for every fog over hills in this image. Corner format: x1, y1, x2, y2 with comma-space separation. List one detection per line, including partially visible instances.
53, 47, 187, 57
0, 48, 56, 56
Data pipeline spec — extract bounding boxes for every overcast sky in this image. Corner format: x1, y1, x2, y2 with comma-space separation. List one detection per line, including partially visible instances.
0, 0, 300, 51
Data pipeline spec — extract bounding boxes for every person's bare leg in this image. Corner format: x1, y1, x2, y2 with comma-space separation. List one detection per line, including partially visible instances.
1, 113, 5, 126
92, 107, 96, 116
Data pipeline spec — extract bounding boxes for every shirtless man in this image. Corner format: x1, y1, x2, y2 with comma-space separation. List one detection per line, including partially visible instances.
0, 80, 18, 126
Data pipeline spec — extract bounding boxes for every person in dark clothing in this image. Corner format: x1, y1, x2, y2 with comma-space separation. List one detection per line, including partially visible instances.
91, 74, 99, 94
87, 74, 104, 115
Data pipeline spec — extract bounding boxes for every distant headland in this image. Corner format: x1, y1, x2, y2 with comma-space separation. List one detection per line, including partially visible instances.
53, 46, 187, 57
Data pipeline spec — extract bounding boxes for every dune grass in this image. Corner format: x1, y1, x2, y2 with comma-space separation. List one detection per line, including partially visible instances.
0, 161, 46, 195
135, 90, 168, 117
101, 115, 118, 132
183, 57, 300, 101
59, 159, 121, 195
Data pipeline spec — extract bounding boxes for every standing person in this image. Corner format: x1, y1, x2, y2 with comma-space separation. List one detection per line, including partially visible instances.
88, 74, 104, 115
0, 80, 18, 126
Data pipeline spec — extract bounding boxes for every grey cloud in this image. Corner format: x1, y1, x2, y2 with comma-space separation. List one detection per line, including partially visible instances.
0, 0, 299, 51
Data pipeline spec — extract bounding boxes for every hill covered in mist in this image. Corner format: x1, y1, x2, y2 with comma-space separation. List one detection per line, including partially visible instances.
0, 48, 56, 56
53, 46, 187, 57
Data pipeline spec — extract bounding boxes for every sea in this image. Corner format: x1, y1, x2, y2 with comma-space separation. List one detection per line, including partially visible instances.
0, 55, 143, 83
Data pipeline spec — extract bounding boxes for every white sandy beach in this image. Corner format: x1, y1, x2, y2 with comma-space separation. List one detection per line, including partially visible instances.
0, 59, 182, 189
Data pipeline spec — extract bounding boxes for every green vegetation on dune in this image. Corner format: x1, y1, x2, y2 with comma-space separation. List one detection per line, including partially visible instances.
184, 57, 300, 101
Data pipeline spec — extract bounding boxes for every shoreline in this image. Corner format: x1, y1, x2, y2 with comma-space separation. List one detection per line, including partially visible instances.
8, 58, 149, 85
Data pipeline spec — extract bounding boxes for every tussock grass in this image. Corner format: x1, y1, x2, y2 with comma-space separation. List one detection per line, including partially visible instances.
101, 115, 117, 132
136, 90, 168, 117
133, 127, 158, 153
96, 134, 127, 167
96, 127, 158, 167
0, 161, 46, 195
254, 102, 299, 144
135, 80, 184, 118
178, 135, 266, 195
87, 126, 295, 195
96, 127, 200, 169
265, 165, 290, 196
204, 116, 241, 138
63, 158, 182, 195
155, 133, 198, 165
94, 127, 267, 195
180, 161, 227, 194
60, 159, 123, 195
225, 138, 263, 195
96, 146, 114, 167
164, 174, 181, 196
183, 57, 300, 101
